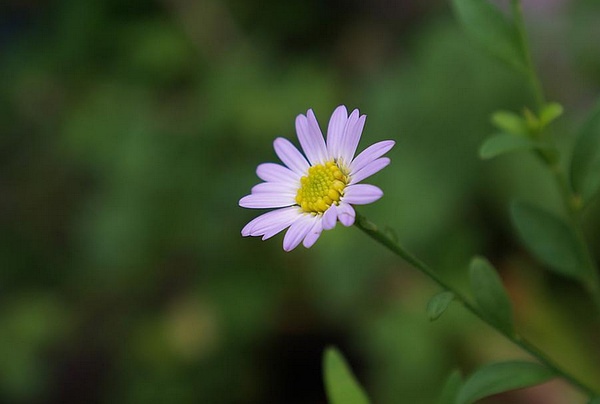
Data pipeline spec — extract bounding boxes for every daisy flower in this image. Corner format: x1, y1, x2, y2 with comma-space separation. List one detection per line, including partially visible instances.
239, 105, 395, 251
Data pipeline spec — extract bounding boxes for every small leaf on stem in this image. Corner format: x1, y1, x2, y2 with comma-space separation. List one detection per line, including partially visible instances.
427, 291, 455, 321
539, 102, 564, 127
479, 133, 541, 159
437, 369, 463, 404
511, 200, 587, 280
469, 257, 514, 334
457, 361, 555, 404
491, 111, 528, 135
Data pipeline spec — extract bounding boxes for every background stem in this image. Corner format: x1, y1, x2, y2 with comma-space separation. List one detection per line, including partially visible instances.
511, 0, 600, 313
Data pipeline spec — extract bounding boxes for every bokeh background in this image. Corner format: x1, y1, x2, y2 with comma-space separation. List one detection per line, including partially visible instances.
2, 0, 600, 402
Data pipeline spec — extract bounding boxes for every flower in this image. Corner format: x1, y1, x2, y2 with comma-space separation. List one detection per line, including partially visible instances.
239, 105, 395, 251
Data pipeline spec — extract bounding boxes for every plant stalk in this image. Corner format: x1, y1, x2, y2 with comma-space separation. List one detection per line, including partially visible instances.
354, 212, 600, 398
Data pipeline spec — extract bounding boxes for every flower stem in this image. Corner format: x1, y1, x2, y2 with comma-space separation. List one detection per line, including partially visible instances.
511, 0, 600, 313
354, 212, 600, 398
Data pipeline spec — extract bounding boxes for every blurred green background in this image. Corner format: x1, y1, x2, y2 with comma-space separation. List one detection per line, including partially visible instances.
1, 0, 600, 402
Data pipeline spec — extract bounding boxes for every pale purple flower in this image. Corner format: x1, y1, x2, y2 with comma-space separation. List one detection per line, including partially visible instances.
239, 105, 394, 251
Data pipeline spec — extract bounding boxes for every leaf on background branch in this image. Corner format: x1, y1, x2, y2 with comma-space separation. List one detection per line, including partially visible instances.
469, 257, 514, 335
479, 133, 542, 160
437, 369, 463, 404
323, 347, 371, 404
427, 291, 455, 321
570, 100, 600, 204
491, 111, 528, 135
511, 200, 587, 280
539, 102, 564, 128
451, 0, 527, 72
457, 361, 555, 404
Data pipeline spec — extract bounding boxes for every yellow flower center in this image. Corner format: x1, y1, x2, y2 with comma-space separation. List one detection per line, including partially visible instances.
295, 161, 348, 213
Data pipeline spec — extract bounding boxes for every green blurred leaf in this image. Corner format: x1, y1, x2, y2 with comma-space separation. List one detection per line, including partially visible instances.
523, 108, 541, 132
323, 347, 371, 404
479, 134, 540, 159
469, 257, 514, 334
452, 0, 526, 72
437, 369, 462, 404
511, 200, 586, 279
427, 291, 455, 321
570, 100, 600, 203
539, 103, 564, 127
457, 361, 555, 404
491, 111, 528, 135
589, 397, 600, 404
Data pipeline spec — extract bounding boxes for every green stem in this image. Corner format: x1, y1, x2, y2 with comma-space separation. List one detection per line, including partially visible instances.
354, 212, 600, 398
511, 0, 600, 312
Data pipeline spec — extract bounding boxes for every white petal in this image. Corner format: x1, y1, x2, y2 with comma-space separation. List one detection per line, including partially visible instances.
257, 163, 300, 183
326, 105, 348, 159
239, 193, 295, 209
241, 207, 299, 236
337, 202, 355, 227
296, 110, 327, 165
251, 182, 298, 195
350, 140, 395, 173
343, 184, 383, 205
350, 157, 390, 184
283, 215, 316, 251
303, 220, 323, 248
322, 204, 338, 230
273, 137, 310, 175
339, 110, 366, 165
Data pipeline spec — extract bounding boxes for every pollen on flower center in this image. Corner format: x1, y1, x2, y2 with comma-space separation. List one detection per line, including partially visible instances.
295, 161, 348, 213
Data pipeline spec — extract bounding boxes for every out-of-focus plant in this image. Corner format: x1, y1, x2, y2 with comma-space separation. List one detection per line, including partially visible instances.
239, 0, 600, 402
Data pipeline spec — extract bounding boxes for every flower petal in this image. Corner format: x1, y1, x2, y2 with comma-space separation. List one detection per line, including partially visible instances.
239, 193, 295, 209
273, 137, 310, 175
256, 163, 300, 183
303, 219, 323, 248
241, 207, 299, 237
251, 182, 297, 195
350, 140, 395, 173
339, 110, 366, 165
337, 202, 355, 227
342, 184, 383, 205
262, 210, 303, 240
296, 110, 328, 165
322, 204, 338, 230
326, 105, 348, 159
283, 214, 316, 251
350, 157, 390, 184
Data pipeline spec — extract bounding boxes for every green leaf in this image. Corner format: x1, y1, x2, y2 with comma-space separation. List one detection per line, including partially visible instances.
491, 111, 528, 135
452, 0, 526, 72
570, 100, 600, 203
469, 257, 514, 334
511, 200, 586, 280
539, 102, 563, 127
323, 347, 370, 404
427, 291, 455, 321
457, 361, 555, 404
479, 134, 539, 159
589, 397, 600, 404
437, 370, 463, 404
